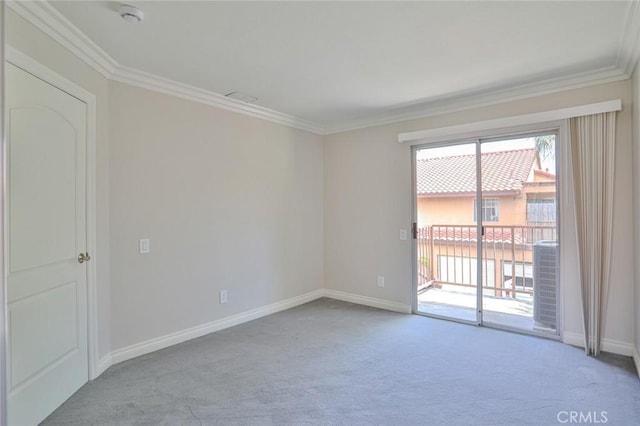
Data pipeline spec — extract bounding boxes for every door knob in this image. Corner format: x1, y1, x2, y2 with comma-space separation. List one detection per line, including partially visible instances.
78, 252, 91, 263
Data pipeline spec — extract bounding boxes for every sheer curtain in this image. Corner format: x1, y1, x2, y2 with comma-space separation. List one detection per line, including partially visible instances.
569, 111, 616, 356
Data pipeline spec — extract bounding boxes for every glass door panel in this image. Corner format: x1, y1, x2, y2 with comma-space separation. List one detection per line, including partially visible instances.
480, 135, 559, 335
415, 142, 479, 323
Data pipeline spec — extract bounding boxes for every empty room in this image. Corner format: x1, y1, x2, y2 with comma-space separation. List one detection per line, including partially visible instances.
1, 1, 640, 425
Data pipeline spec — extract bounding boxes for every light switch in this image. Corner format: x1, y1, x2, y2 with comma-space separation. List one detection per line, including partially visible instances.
400, 229, 408, 240
139, 238, 150, 254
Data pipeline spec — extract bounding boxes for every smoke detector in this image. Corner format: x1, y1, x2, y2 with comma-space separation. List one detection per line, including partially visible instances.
119, 5, 144, 23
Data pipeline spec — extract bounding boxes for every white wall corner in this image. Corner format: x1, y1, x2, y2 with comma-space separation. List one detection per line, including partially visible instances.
321, 289, 412, 314
7, 0, 117, 78
617, 0, 640, 76
107, 289, 324, 367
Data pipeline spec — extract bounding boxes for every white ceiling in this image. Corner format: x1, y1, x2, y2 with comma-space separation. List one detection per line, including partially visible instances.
47, 1, 636, 132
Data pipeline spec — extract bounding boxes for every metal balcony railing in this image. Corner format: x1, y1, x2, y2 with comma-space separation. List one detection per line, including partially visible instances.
417, 224, 557, 299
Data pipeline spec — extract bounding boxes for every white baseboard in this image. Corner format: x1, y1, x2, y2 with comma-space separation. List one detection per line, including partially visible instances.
321, 289, 412, 314
109, 289, 324, 366
95, 288, 410, 379
93, 290, 635, 382
600, 338, 634, 356
108, 288, 410, 367
94, 354, 112, 379
562, 331, 635, 356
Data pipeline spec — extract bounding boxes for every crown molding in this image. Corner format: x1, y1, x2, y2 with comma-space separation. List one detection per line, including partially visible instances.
7, 0, 117, 78
323, 65, 628, 135
616, 0, 640, 76
8, 0, 640, 137
111, 65, 325, 134
7, 0, 325, 135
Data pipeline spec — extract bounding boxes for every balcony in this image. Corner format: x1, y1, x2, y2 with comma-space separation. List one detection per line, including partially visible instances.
416, 224, 558, 333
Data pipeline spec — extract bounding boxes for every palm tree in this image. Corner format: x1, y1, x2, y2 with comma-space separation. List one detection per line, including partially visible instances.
534, 135, 555, 162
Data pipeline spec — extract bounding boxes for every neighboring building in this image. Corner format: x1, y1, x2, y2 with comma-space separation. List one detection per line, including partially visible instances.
416, 148, 557, 297
417, 148, 556, 227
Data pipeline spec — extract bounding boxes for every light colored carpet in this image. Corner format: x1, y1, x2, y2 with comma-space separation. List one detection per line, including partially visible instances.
43, 298, 639, 425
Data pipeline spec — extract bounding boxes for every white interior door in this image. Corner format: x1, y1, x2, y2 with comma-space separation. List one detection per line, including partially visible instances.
6, 62, 88, 425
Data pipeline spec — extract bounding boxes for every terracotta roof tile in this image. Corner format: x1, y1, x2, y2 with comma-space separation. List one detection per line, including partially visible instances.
418, 226, 526, 245
417, 148, 537, 195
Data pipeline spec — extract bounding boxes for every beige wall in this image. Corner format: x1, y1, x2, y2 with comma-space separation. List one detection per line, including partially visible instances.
6, 8, 112, 359
324, 79, 635, 348
6, 8, 324, 357
108, 82, 324, 350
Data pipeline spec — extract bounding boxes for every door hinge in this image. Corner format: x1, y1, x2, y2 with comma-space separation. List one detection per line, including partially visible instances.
412, 223, 417, 239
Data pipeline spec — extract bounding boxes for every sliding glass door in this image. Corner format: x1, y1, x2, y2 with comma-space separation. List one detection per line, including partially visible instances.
414, 132, 559, 336
415, 141, 480, 323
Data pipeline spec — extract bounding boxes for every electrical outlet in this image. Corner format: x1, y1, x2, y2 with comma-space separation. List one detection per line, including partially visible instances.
219, 290, 228, 304
377, 276, 385, 288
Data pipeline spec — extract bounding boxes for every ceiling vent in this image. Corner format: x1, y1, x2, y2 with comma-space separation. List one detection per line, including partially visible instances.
224, 91, 258, 104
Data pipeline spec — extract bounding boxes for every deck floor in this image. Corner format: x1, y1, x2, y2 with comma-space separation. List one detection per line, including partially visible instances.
418, 284, 557, 335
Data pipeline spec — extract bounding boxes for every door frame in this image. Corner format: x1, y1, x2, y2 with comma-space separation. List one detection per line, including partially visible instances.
0, 4, 7, 425
4, 46, 100, 380
411, 138, 482, 326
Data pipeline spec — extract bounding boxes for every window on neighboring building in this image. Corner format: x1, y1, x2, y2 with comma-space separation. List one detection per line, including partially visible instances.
527, 198, 556, 223
474, 198, 499, 222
